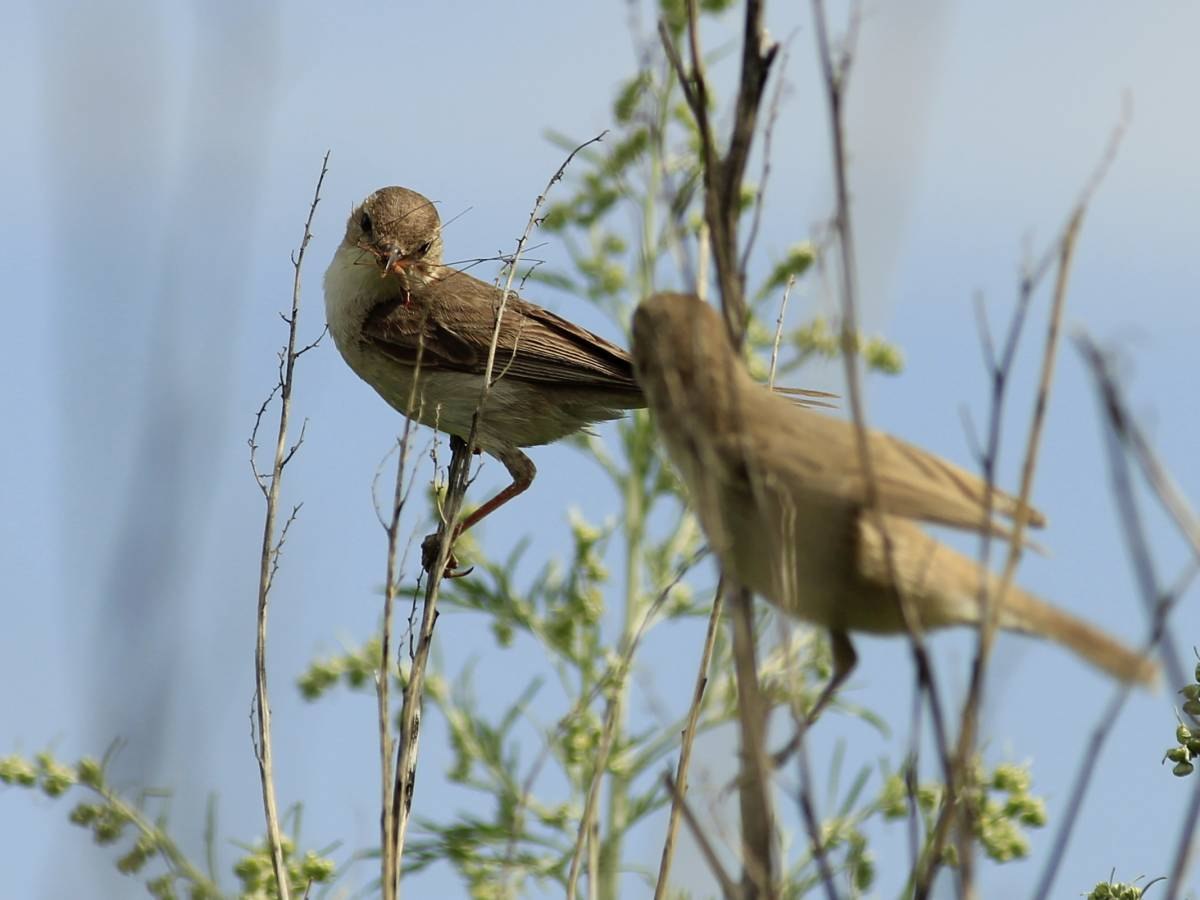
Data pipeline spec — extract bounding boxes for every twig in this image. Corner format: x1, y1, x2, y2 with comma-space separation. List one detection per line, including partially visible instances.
787, 719, 841, 900
658, 0, 779, 346
659, 5, 782, 893
663, 772, 741, 899
387, 135, 605, 887
741, 40, 791, 274
1114, 381, 1200, 565
810, 0, 955, 805
1033, 337, 1196, 900
954, 209, 1082, 887
377, 414, 422, 900
251, 151, 329, 900
926, 109, 1128, 891
767, 276, 794, 389
566, 550, 707, 899
654, 577, 725, 899
728, 584, 778, 897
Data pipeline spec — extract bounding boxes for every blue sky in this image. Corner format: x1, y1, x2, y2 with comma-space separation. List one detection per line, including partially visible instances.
3, 1, 1199, 897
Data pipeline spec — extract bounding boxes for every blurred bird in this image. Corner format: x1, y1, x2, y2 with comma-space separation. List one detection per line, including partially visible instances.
631, 291, 1156, 714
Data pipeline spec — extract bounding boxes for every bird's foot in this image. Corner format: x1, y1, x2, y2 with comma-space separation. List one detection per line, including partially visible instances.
420, 532, 473, 579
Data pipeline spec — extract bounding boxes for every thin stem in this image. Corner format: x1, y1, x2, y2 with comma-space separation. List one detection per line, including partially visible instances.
663, 772, 740, 898
388, 135, 606, 888
654, 578, 725, 899
252, 151, 329, 900
567, 547, 707, 899
810, 0, 954, 800
377, 410, 421, 900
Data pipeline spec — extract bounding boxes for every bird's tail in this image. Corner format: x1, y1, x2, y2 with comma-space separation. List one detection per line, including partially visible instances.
999, 587, 1157, 686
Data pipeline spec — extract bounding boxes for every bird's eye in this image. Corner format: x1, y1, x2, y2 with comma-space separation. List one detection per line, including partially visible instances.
360, 211, 372, 233
417, 240, 432, 256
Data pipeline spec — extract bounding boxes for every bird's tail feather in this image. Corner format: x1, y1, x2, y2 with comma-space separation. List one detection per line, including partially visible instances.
1000, 588, 1157, 686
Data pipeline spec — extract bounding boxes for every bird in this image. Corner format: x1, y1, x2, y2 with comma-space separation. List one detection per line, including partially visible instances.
323, 186, 649, 573
630, 291, 1156, 717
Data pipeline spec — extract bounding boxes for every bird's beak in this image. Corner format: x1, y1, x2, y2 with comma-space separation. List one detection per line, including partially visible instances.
384, 245, 408, 277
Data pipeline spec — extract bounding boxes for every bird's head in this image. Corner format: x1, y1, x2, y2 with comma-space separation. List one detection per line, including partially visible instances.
342, 186, 445, 289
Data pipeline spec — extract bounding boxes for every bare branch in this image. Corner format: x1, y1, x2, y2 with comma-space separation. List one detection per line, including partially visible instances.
1033, 335, 1190, 900
251, 149, 330, 900
933, 107, 1128, 888
654, 579, 724, 900
387, 135, 604, 886
950, 210, 1083, 884
567, 550, 707, 899
376, 410, 421, 900
728, 585, 778, 897
741, 41, 791, 274
662, 772, 740, 899
659, 6, 786, 893
767, 276, 794, 389
249, 382, 283, 494
659, 0, 779, 345
810, 0, 955, 826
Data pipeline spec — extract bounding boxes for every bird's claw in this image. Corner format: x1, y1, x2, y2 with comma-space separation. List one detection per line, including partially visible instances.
421, 532, 473, 579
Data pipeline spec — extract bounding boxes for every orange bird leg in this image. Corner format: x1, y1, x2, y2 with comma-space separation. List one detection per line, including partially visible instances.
421, 442, 536, 577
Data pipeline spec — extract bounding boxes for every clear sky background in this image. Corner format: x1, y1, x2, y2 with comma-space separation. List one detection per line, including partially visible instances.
3, 1, 1199, 897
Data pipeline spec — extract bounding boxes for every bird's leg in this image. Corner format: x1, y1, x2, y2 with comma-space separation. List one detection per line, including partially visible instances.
771, 630, 857, 768
421, 443, 536, 577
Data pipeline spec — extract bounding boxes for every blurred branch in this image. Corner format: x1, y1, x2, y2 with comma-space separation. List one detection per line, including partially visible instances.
934, 109, 1126, 892
658, 0, 778, 346
1034, 336, 1197, 900
940, 209, 1083, 889
568, 550, 706, 899
728, 584, 779, 897
741, 41, 791, 275
663, 771, 740, 898
249, 150, 330, 900
654, 578, 724, 899
659, 4, 783, 895
808, 9, 955, 890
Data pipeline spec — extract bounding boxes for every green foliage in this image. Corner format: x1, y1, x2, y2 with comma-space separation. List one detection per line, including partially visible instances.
1, 750, 337, 899
759, 243, 815, 297
232, 835, 337, 900
1168, 661, 1200, 776
878, 759, 1047, 866
790, 316, 904, 375
1087, 874, 1164, 899
297, 636, 382, 701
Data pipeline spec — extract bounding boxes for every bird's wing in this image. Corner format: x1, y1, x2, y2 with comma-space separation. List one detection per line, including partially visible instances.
738, 387, 1045, 533
362, 268, 641, 394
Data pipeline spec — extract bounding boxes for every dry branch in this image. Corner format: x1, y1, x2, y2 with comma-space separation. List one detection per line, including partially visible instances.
250, 151, 330, 900
384, 134, 607, 893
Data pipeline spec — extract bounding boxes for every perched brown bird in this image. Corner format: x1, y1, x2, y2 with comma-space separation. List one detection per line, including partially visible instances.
324, 186, 646, 572
631, 292, 1156, 708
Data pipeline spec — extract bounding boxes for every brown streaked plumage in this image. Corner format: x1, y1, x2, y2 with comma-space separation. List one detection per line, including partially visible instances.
631, 291, 1156, 708
325, 188, 830, 574
324, 186, 642, 572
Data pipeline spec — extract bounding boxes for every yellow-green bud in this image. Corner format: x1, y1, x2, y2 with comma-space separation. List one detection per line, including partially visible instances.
75, 757, 103, 788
